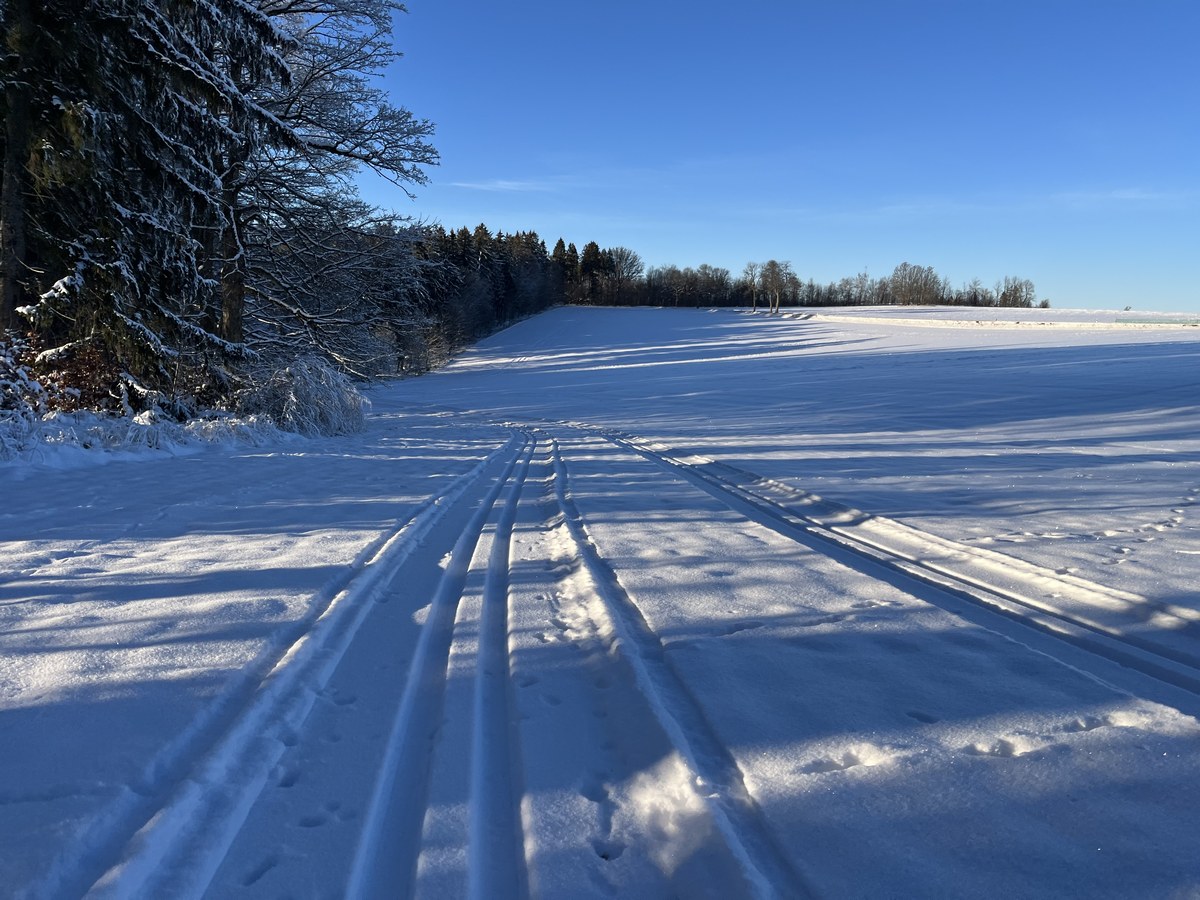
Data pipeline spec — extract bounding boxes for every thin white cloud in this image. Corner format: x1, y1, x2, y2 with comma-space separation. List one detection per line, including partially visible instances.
739, 186, 1197, 224
1051, 187, 1195, 208
448, 179, 559, 193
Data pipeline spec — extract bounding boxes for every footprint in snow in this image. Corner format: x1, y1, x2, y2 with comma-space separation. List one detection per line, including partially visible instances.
719, 620, 765, 636
906, 710, 939, 724
963, 736, 1038, 758
1061, 715, 1109, 733
579, 778, 608, 803
798, 613, 846, 628
241, 856, 279, 887
797, 746, 891, 774
592, 838, 626, 861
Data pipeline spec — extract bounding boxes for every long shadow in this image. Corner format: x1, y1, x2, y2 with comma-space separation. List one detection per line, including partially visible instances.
405, 309, 1200, 445
3, 310, 1199, 895
4, 488, 1199, 896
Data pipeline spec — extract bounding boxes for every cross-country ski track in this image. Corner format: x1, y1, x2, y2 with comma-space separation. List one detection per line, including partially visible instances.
4, 306, 1200, 898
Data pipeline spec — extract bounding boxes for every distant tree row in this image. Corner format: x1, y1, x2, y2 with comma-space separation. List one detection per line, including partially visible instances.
555, 250, 1046, 311
0, 0, 1048, 430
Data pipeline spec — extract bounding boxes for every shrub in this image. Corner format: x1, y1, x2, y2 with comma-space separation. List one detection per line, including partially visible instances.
233, 355, 368, 436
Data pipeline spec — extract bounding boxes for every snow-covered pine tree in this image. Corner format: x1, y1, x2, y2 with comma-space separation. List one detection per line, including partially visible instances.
1, 0, 291, 411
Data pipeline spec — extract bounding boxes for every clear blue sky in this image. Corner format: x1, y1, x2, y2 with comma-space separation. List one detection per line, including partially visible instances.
365, 0, 1199, 311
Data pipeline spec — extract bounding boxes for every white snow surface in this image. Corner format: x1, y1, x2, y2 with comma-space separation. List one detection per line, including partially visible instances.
3, 306, 1199, 898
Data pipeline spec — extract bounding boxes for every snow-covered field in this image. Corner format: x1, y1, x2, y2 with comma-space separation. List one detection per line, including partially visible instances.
3, 306, 1199, 898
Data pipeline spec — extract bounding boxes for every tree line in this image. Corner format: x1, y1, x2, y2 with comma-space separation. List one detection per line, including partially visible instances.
558, 250, 1045, 311
0, 0, 1045, 430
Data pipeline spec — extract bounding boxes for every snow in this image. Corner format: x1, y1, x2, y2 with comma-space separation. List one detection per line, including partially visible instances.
3, 306, 1199, 897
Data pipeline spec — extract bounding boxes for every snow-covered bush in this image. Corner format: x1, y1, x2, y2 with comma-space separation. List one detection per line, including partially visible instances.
233, 356, 368, 436
0, 338, 48, 459
1, 337, 46, 414
1, 335, 295, 463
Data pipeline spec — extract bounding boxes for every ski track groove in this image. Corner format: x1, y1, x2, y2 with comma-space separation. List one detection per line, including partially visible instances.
468, 438, 535, 900
346, 435, 535, 899
601, 430, 1200, 699
66, 433, 526, 900
548, 438, 814, 899
36, 408, 1193, 898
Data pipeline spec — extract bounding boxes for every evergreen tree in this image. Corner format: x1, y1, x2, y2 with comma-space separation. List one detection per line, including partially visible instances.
579, 240, 605, 304
2, 0, 291, 407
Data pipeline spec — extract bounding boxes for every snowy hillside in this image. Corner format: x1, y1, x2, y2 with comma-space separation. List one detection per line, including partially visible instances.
3, 306, 1199, 898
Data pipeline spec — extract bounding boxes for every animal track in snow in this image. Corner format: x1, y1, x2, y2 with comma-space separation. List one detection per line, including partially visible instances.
718, 620, 764, 636
296, 802, 347, 830
797, 613, 847, 628
963, 736, 1038, 758
241, 855, 279, 887
797, 745, 892, 774
592, 838, 626, 861
1058, 709, 1145, 733
580, 778, 607, 803
580, 774, 623, 863
1061, 715, 1109, 733
906, 710, 939, 724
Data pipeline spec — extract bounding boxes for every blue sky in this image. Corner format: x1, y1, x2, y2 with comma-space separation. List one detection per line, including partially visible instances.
365, 1, 1199, 311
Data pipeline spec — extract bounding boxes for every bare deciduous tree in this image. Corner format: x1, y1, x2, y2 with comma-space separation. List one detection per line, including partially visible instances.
608, 247, 644, 304
742, 262, 761, 310
760, 260, 794, 314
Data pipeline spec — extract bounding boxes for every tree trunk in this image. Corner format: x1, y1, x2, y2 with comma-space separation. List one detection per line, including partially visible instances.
219, 191, 245, 343
219, 121, 249, 343
1, 0, 33, 332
